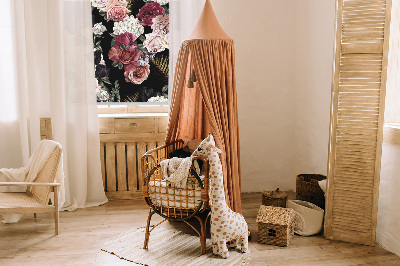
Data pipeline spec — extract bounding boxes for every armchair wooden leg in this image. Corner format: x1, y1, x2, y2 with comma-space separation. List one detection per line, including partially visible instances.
54, 186, 59, 235
144, 209, 155, 249
34, 213, 37, 218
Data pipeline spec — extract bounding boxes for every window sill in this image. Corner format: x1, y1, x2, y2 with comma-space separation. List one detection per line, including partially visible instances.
97, 104, 168, 115
98, 113, 167, 118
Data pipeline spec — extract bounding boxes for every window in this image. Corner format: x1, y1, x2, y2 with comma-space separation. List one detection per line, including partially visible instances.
0, 0, 17, 121
91, 0, 169, 103
385, 2, 400, 124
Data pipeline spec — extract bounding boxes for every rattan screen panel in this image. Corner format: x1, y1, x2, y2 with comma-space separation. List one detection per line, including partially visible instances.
325, 0, 392, 245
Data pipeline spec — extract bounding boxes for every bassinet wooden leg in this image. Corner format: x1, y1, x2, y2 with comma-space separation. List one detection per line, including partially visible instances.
144, 209, 155, 249
199, 218, 206, 255
193, 214, 208, 255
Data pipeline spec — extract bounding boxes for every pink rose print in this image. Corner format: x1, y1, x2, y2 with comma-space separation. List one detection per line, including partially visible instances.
136, 2, 165, 26
108, 46, 141, 72
105, 0, 129, 22
124, 65, 150, 84
151, 15, 169, 35
114, 32, 138, 48
143, 33, 165, 53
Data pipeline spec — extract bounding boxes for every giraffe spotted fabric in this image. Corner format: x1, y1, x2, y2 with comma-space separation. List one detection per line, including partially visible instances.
192, 133, 249, 258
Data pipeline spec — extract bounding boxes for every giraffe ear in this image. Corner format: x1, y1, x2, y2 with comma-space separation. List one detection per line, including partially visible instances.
210, 144, 222, 154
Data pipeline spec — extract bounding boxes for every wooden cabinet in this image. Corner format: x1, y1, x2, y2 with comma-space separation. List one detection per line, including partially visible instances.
99, 115, 168, 200
40, 115, 168, 201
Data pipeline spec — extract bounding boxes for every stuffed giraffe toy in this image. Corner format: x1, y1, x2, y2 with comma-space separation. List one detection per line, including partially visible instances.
192, 133, 248, 258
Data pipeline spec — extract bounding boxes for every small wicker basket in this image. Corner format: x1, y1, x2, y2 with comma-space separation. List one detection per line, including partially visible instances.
256, 205, 296, 247
296, 174, 326, 209
262, 188, 287, 208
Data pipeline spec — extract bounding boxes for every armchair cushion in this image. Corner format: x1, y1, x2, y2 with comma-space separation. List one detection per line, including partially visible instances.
0, 193, 42, 208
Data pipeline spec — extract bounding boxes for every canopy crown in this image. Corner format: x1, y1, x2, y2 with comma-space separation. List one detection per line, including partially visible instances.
188, 0, 231, 40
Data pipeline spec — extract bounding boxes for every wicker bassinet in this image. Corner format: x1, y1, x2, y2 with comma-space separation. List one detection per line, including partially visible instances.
141, 140, 210, 254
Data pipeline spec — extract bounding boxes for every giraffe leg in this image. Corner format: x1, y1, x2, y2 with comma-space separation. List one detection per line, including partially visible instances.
238, 235, 249, 253
212, 241, 218, 255
217, 241, 229, 259
227, 239, 237, 249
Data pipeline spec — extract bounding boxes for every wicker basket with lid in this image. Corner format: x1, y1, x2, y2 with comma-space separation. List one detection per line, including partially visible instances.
262, 188, 287, 208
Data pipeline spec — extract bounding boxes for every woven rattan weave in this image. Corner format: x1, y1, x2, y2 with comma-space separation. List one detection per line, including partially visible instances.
262, 188, 287, 208
141, 140, 210, 254
256, 205, 296, 247
296, 174, 326, 210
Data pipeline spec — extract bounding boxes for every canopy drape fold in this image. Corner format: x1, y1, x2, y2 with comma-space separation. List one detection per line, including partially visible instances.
166, 39, 241, 212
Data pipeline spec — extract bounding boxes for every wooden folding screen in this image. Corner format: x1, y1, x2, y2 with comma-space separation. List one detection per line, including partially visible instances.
325, 0, 392, 245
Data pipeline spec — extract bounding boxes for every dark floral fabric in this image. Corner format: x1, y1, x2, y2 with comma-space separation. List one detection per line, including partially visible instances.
92, 0, 169, 102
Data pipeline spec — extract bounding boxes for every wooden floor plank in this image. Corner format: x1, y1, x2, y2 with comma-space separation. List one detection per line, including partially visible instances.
0, 192, 398, 265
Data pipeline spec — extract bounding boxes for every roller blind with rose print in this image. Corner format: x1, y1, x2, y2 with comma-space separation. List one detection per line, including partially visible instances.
92, 0, 169, 103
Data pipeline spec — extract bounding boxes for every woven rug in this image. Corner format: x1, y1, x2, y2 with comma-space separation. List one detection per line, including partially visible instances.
102, 226, 250, 265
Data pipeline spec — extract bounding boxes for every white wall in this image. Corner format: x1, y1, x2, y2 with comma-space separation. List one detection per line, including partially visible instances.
212, 0, 297, 192
377, 142, 400, 256
294, 1, 335, 178
376, 2, 400, 256
212, 0, 335, 192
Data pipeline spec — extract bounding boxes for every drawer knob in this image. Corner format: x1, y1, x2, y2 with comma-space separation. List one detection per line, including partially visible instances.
129, 123, 138, 127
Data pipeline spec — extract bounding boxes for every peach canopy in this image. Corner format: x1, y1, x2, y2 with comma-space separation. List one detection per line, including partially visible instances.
166, 0, 242, 212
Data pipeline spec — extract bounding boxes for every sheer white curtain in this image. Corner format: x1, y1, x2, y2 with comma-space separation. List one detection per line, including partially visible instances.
0, 0, 107, 211
169, 0, 204, 101
0, 0, 24, 169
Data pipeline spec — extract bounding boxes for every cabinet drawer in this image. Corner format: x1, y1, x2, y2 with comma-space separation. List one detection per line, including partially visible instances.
114, 118, 155, 133
99, 117, 114, 134
157, 117, 168, 133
